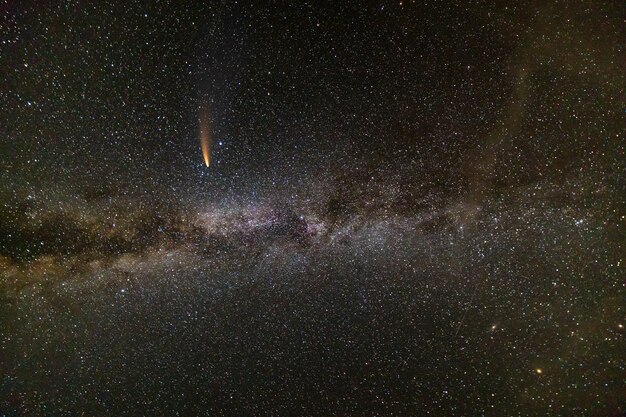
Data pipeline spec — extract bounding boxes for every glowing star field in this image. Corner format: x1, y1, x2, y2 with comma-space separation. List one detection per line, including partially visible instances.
0, 2, 623, 416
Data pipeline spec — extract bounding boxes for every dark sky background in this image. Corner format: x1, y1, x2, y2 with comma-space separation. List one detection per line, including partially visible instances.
0, 1, 624, 416
4, 1, 620, 196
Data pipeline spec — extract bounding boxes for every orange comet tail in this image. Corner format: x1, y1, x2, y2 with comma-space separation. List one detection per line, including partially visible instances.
199, 107, 211, 167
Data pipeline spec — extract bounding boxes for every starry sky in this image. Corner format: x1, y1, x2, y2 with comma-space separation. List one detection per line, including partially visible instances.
1, 1, 624, 416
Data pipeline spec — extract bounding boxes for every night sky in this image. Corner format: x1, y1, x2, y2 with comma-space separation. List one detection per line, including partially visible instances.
1, 1, 624, 416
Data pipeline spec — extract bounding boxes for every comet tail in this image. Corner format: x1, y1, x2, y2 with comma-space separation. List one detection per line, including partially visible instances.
199, 107, 211, 167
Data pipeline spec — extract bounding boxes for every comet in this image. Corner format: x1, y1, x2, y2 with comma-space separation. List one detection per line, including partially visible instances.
199, 106, 211, 167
